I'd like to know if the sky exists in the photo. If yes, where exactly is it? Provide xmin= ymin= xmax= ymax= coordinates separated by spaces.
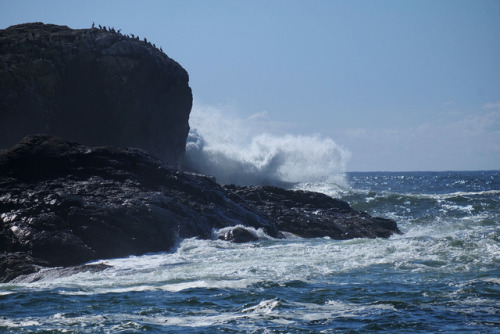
xmin=1 ymin=0 xmax=499 ymax=172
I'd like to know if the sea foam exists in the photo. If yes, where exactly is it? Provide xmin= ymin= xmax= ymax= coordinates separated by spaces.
xmin=183 ymin=103 xmax=350 ymax=186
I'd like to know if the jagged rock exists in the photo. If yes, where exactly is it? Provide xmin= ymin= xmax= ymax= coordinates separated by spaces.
xmin=218 ymin=227 xmax=259 ymax=243
xmin=0 ymin=23 xmax=192 ymax=165
xmin=0 ymin=135 xmax=278 ymax=282
xmin=0 ymin=134 xmax=402 ymax=282
xmin=0 ymin=252 xmax=49 ymax=283
xmin=224 ymin=185 xmax=402 ymax=239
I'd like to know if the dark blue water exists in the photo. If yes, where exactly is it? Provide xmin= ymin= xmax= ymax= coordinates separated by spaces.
xmin=1 ymin=171 xmax=499 ymax=333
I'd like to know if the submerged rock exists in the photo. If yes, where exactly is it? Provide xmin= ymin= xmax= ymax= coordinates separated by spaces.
xmin=0 ymin=22 xmax=192 ymax=165
xmin=9 ymin=263 xmax=112 ymax=283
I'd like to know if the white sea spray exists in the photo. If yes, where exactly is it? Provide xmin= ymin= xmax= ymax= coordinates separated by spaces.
xmin=183 ymin=103 xmax=350 ymax=186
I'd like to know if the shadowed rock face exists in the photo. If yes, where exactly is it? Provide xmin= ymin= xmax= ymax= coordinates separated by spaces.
xmin=0 ymin=135 xmax=277 ymax=282
xmin=0 ymin=135 xmax=401 ymax=282
xmin=0 ymin=23 xmax=192 ymax=165
xmin=224 ymin=185 xmax=402 ymax=239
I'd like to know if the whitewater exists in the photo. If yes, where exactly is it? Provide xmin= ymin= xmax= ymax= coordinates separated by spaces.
xmin=1 ymin=106 xmax=499 ymax=333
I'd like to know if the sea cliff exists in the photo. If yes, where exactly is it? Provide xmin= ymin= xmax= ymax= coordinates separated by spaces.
xmin=0 ymin=22 xmax=192 ymax=165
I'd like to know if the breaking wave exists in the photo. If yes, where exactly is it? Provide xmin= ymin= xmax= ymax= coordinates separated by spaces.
xmin=182 ymin=104 xmax=350 ymax=186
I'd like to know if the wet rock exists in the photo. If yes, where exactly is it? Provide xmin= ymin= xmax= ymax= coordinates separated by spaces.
xmin=0 ymin=252 xmax=49 ymax=283
xmin=0 ymin=135 xmax=277 ymax=282
xmin=218 ymin=227 xmax=259 ymax=243
xmin=0 ymin=135 xmax=401 ymax=282
xmin=9 ymin=263 xmax=112 ymax=283
xmin=224 ymin=185 xmax=402 ymax=239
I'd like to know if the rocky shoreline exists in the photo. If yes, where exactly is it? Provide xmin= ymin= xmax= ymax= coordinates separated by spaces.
xmin=0 ymin=135 xmax=401 ymax=282
xmin=1 ymin=23 xmax=401 ymax=282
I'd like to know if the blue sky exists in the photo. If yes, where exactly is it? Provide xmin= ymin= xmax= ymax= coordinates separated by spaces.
xmin=1 ymin=0 xmax=499 ymax=171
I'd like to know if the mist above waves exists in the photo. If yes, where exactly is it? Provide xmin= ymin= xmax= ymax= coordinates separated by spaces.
xmin=182 ymin=104 xmax=350 ymax=187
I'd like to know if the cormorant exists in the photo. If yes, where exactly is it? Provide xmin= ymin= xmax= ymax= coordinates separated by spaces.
xmin=99 ymin=24 xmax=102 ymax=29
xmin=92 ymin=22 xmax=95 ymax=28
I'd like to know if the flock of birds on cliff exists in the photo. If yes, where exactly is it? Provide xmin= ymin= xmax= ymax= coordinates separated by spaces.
xmin=91 ymin=22 xmax=164 ymax=53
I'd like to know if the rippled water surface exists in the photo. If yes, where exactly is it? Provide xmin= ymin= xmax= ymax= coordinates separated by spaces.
xmin=1 ymin=171 xmax=499 ymax=333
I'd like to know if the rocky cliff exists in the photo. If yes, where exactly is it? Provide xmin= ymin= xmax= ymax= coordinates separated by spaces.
xmin=0 ymin=23 xmax=192 ymax=165
xmin=0 ymin=135 xmax=401 ymax=282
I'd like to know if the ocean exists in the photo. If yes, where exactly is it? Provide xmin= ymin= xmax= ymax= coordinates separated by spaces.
xmin=1 ymin=170 xmax=499 ymax=333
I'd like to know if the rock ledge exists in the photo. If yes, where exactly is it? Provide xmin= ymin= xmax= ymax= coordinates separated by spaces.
xmin=0 ymin=135 xmax=401 ymax=282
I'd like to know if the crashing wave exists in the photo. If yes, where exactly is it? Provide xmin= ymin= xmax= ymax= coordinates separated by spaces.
xmin=183 ymin=104 xmax=350 ymax=187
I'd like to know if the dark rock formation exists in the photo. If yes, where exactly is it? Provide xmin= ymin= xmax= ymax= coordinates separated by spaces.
xmin=0 ymin=23 xmax=192 ymax=165
xmin=224 ymin=185 xmax=402 ymax=239
xmin=8 ymin=263 xmax=112 ymax=283
xmin=0 ymin=135 xmax=401 ymax=282
xmin=0 ymin=135 xmax=277 ymax=282
xmin=218 ymin=226 xmax=259 ymax=243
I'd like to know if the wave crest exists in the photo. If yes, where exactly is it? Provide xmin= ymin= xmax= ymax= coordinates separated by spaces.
xmin=183 ymin=104 xmax=350 ymax=186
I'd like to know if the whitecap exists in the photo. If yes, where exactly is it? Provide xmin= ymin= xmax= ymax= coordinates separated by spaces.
xmin=183 ymin=103 xmax=350 ymax=186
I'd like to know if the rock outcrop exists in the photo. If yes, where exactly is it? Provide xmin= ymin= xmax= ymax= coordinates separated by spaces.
xmin=0 ymin=135 xmax=277 ymax=282
xmin=217 ymin=226 xmax=259 ymax=243
xmin=0 ymin=135 xmax=401 ymax=282
xmin=0 ymin=23 xmax=192 ymax=165
xmin=224 ymin=185 xmax=401 ymax=239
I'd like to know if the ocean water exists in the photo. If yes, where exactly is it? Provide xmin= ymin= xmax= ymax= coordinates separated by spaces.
xmin=1 ymin=170 xmax=499 ymax=333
